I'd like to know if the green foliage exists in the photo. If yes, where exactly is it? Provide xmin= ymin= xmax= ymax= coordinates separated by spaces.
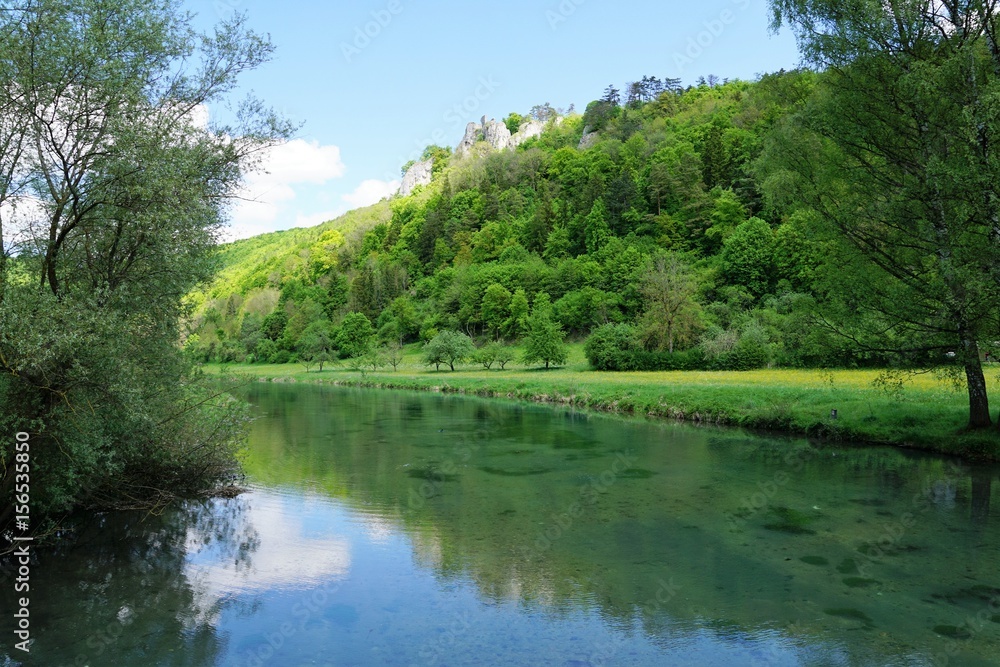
xmin=585 ymin=323 xmax=708 ymax=371
xmin=522 ymin=293 xmax=569 ymax=369
xmin=298 ymin=320 xmax=336 ymax=370
xmin=0 ymin=0 xmax=285 ymax=532
xmin=183 ymin=70 xmax=926 ymax=403
xmin=421 ymin=144 xmax=452 ymax=177
xmin=423 ymin=330 xmax=476 ymax=371
xmin=472 ymin=342 xmax=516 ymax=370
xmin=481 ymin=283 xmax=513 ymax=340
xmin=503 ymin=112 xmax=525 ymax=135
xmin=336 ymin=312 xmax=375 ymax=359
xmin=766 ymin=0 xmax=1000 ymax=427
xmin=585 ymin=323 xmax=638 ymax=370
xmin=720 ymin=217 xmax=775 ymax=298
xmin=584 ymin=199 xmax=612 ymax=255
xmin=505 ymin=288 xmax=531 ymax=339
xmin=638 ymin=252 xmax=703 ymax=353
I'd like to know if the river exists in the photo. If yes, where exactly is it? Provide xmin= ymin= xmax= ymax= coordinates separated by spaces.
xmin=3 ymin=383 xmax=999 ymax=666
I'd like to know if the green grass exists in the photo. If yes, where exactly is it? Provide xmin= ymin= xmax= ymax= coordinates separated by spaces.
xmin=207 ymin=342 xmax=1000 ymax=460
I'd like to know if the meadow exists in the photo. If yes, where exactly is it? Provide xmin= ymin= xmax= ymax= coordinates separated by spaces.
xmin=208 ymin=343 xmax=1000 ymax=460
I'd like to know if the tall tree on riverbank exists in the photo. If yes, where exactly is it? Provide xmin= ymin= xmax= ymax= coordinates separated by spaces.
xmin=764 ymin=0 xmax=1000 ymax=429
xmin=0 ymin=0 xmax=292 ymax=538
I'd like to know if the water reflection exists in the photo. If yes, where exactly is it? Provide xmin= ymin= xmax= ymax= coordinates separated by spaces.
xmin=238 ymin=384 xmax=1000 ymax=666
xmin=1 ymin=384 xmax=998 ymax=666
xmin=0 ymin=497 xmax=257 ymax=666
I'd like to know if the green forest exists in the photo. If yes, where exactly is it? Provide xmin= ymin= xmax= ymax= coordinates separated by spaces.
xmin=187 ymin=73 xmax=836 ymax=371
xmin=186 ymin=65 xmax=998 ymax=394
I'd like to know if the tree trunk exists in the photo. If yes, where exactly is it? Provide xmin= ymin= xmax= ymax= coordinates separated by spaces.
xmin=962 ymin=338 xmax=992 ymax=428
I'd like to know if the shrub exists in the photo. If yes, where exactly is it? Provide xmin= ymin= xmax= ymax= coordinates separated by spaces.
xmin=584 ymin=323 xmax=637 ymax=370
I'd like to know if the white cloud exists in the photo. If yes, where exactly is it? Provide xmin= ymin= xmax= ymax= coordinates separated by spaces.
xmin=341 ymin=178 xmax=400 ymax=209
xmin=183 ymin=493 xmax=352 ymax=626
xmin=228 ymin=138 xmax=347 ymax=240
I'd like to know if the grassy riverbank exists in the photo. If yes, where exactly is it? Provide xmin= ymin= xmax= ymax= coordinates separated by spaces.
xmin=207 ymin=343 xmax=1000 ymax=461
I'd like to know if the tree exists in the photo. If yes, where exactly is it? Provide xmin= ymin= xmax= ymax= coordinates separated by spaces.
xmin=473 ymin=344 xmax=498 ymax=370
xmin=766 ymin=0 xmax=1000 ymax=428
xmin=503 ymin=111 xmax=525 ymax=135
xmin=602 ymin=84 xmax=621 ymax=107
xmin=504 ymin=288 xmax=531 ymax=339
xmin=355 ymin=348 xmax=388 ymax=374
xmin=384 ymin=343 xmax=404 ymax=371
xmin=423 ymin=330 xmax=475 ymax=371
xmin=522 ymin=293 xmax=569 ymax=369
xmin=481 ymin=283 xmax=513 ymax=340
xmin=719 ymin=217 xmax=775 ymax=298
xmin=0 ymin=0 xmax=290 ymax=535
xmin=584 ymin=198 xmax=612 ymax=255
xmin=529 ymin=102 xmax=558 ymax=122
xmin=336 ymin=312 xmax=375 ymax=359
xmin=701 ymin=123 xmax=730 ymax=190
xmin=298 ymin=321 xmax=336 ymax=371
xmin=493 ymin=344 xmax=516 ymax=370
xmin=639 ymin=253 xmax=703 ymax=353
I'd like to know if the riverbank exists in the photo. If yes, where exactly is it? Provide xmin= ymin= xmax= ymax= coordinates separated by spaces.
xmin=206 ymin=344 xmax=1000 ymax=461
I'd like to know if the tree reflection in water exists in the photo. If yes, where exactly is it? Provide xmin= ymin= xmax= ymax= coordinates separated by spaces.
xmin=0 ymin=495 xmax=258 ymax=666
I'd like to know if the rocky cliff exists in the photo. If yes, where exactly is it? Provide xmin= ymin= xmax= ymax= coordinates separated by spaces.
xmin=454 ymin=116 xmax=548 ymax=157
xmin=399 ymin=115 xmax=552 ymax=196
xmin=399 ymin=158 xmax=433 ymax=196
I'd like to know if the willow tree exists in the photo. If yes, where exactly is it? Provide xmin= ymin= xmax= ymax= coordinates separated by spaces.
xmin=0 ymin=0 xmax=292 ymax=536
xmin=764 ymin=0 xmax=1000 ymax=429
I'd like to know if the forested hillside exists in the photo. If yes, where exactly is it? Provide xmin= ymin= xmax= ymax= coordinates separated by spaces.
xmin=183 ymin=71 xmax=891 ymax=371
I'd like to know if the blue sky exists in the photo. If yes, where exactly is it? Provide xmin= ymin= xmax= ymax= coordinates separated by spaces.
xmin=184 ymin=0 xmax=802 ymax=239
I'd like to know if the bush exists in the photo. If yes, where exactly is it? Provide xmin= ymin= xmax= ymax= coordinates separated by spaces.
xmin=615 ymin=347 xmax=707 ymax=371
xmin=585 ymin=323 xmax=709 ymax=371
xmin=584 ymin=323 xmax=637 ymax=370
xmin=255 ymin=339 xmax=278 ymax=363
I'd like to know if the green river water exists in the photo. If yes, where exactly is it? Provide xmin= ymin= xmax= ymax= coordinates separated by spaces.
xmin=2 ymin=383 xmax=999 ymax=666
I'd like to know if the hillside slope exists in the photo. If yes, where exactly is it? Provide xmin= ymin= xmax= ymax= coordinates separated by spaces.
xmin=184 ymin=71 xmax=871 ymax=372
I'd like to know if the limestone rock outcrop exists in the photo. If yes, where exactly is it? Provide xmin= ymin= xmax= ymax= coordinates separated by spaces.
xmin=455 ymin=122 xmax=483 ymax=157
xmin=397 ymin=114 xmax=558 ymax=199
xmin=510 ymin=119 xmax=544 ymax=148
xmin=482 ymin=117 xmax=512 ymax=151
xmin=454 ymin=115 xmax=554 ymax=158
xmin=399 ymin=158 xmax=433 ymax=197
xmin=578 ymin=130 xmax=599 ymax=150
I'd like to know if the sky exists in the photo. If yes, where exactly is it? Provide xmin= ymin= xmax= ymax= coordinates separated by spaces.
xmin=182 ymin=0 xmax=803 ymax=240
